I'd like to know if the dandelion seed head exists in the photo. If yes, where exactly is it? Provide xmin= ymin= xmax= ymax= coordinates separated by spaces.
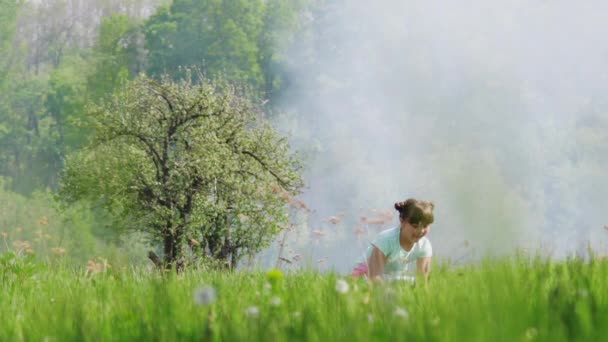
xmin=525 ymin=327 xmax=538 ymax=340
xmin=193 ymin=286 xmax=217 ymax=305
xmin=393 ymin=307 xmax=410 ymax=319
xmin=270 ymin=296 xmax=281 ymax=307
xmin=245 ymin=306 xmax=259 ymax=318
xmin=335 ymin=279 xmax=350 ymax=294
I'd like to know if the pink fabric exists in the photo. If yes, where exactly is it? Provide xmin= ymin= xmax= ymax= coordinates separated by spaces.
xmin=351 ymin=262 xmax=368 ymax=278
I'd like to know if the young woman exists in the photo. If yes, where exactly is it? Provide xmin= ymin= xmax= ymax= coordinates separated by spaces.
xmin=352 ymin=198 xmax=434 ymax=282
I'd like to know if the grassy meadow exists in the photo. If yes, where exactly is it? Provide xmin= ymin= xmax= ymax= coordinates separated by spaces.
xmin=2 ymin=251 xmax=608 ymax=341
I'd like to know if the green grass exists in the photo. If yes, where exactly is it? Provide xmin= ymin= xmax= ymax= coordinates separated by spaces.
xmin=2 ymin=254 xmax=608 ymax=341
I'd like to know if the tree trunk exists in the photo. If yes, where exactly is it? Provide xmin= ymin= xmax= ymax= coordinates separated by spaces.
xmin=162 ymin=226 xmax=184 ymax=272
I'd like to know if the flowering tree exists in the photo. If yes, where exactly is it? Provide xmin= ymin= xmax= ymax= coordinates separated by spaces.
xmin=60 ymin=73 xmax=303 ymax=270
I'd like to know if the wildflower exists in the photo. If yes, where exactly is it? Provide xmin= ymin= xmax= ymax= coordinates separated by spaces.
xmin=311 ymin=230 xmax=326 ymax=237
xmin=0 ymin=232 xmax=7 ymax=239
xmin=271 ymin=184 xmax=293 ymax=203
xmin=393 ymin=307 xmax=410 ymax=319
xmin=51 ymin=247 xmax=67 ymax=256
xmin=335 ymin=279 xmax=350 ymax=294
xmin=37 ymin=216 xmax=49 ymax=226
xmin=13 ymin=240 xmax=32 ymax=250
xmin=295 ymin=199 xmax=310 ymax=212
xmin=86 ymin=257 xmax=110 ymax=275
xmin=16 ymin=227 xmax=23 ymax=233
xmin=193 ymin=286 xmax=217 ymax=305
xmin=354 ymin=226 xmax=367 ymax=239
xmin=270 ymin=296 xmax=281 ymax=307
xmin=266 ymin=268 xmax=284 ymax=285
xmin=326 ymin=215 xmax=343 ymax=225
xmin=525 ymin=327 xmax=538 ymax=340
xmin=245 ymin=306 xmax=260 ymax=318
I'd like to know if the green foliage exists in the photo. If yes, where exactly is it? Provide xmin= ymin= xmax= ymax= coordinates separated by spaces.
xmin=0 ymin=179 xmax=148 ymax=266
xmin=144 ymin=0 xmax=310 ymax=97
xmin=2 ymin=257 xmax=608 ymax=340
xmin=0 ymin=74 xmax=61 ymax=193
xmin=60 ymin=73 xmax=303 ymax=268
xmin=45 ymin=55 xmax=92 ymax=151
xmin=87 ymin=14 xmax=143 ymax=102
xmin=0 ymin=251 xmax=37 ymax=285
xmin=0 ymin=0 xmax=21 ymax=89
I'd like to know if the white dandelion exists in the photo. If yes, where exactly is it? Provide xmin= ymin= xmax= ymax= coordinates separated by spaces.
xmin=525 ymin=327 xmax=538 ymax=340
xmin=393 ymin=307 xmax=410 ymax=319
xmin=270 ymin=296 xmax=282 ymax=307
xmin=335 ymin=279 xmax=350 ymax=294
xmin=193 ymin=286 xmax=217 ymax=305
xmin=245 ymin=306 xmax=260 ymax=318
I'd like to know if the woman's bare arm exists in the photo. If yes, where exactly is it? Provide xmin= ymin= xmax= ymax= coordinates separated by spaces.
xmin=416 ymin=257 xmax=432 ymax=282
xmin=368 ymin=245 xmax=387 ymax=280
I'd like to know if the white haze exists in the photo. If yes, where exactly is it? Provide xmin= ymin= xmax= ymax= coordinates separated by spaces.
xmin=268 ymin=0 xmax=608 ymax=272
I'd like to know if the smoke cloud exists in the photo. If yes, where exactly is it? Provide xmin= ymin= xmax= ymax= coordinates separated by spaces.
xmin=270 ymin=0 xmax=608 ymax=272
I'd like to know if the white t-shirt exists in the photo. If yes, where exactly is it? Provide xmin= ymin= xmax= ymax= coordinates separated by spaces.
xmin=357 ymin=227 xmax=432 ymax=277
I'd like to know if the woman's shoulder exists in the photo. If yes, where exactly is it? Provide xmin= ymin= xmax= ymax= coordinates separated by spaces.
xmin=374 ymin=227 xmax=399 ymax=242
xmin=377 ymin=226 xmax=400 ymax=237
xmin=371 ymin=227 xmax=400 ymax=252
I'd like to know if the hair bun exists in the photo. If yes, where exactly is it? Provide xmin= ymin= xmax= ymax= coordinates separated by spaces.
xmin=394 ymin=202 xmax=403 ymax=211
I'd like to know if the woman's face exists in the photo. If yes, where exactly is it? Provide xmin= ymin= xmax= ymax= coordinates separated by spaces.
xmin=400 ymin=218 xmax=431 ymax=243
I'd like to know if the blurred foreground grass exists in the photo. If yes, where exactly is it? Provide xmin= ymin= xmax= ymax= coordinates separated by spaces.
xmin=1 ymin=254 xmax=608 ymax=341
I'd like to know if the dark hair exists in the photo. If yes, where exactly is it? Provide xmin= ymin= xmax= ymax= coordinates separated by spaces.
xmin=394 ymin=198 xmax=434 ymax=226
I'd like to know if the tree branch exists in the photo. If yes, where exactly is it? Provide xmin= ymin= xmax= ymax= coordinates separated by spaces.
xmin=241 ymin=150 xmax=290 ymax=189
